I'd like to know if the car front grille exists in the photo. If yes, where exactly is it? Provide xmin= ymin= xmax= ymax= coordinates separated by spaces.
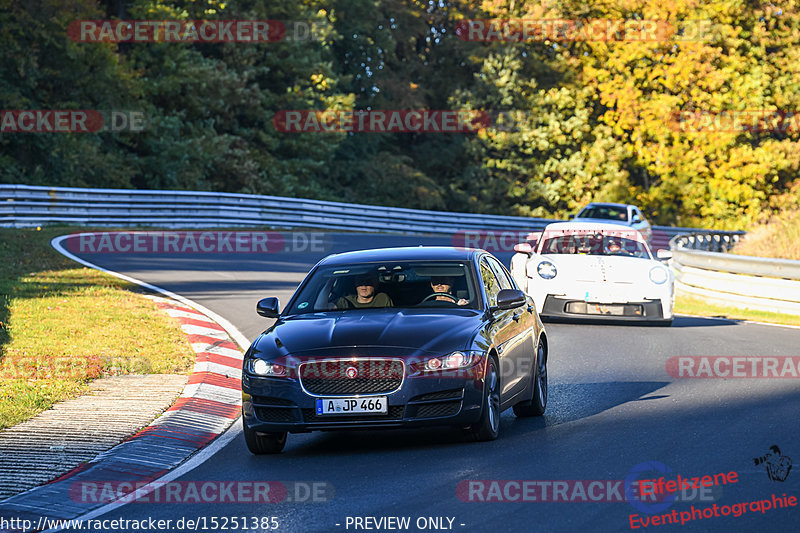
xmin=252 ymin=396 xmax=300 ymax=423
xmin=255 ymin=407 xmax=299 ymax=423
xmin=252 ymin=396 xmax=295 ymax=406
xmin=414 ymin=400 xmax=461 ymax=418
xmin=299 ymin=359 xmax=404 ymax=395
xmin=410 ymin=389 xmax=464 ymax=402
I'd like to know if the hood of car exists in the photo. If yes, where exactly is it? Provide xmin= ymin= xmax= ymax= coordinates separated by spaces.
xmin=253 ymin=308 xmax=485 ymax=358
xmin=539 ymin=254 xmax=656 ymax=283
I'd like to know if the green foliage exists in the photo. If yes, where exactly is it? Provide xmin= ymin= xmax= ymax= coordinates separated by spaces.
xmin=2 ymin=0 xmax=799 ymax=228
xmin=0 ymin=0 xmax=139 ymax=187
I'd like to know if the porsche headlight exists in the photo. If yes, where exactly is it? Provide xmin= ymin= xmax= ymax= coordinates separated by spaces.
xmin=649 ymin=266 xmax=668 ymax=285
xmin=537 ymin=261 xmax=557 ymax=279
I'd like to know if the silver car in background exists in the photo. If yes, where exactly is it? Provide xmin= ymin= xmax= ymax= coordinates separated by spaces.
xmin=571 ymin=202 xmax=653 ymax=244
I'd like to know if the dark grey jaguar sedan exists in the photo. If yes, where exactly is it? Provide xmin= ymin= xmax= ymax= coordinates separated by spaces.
xmin=241 ymin=246 xmax=548 ymax=453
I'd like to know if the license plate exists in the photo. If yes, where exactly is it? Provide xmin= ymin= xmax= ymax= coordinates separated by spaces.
xmin=315 ymin=397 xmax=388 ymax=415
xmin=590 ymin=304 xmax=625 ymax=316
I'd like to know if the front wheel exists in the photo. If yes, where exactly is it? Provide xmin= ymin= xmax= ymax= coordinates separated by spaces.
xmin=465 ymin=357 xmax=501 ymax=441
xmin=243 ymin=417 xmax=287 ymax=454
xmin=513 ymin=340 xmax=547 ymax=417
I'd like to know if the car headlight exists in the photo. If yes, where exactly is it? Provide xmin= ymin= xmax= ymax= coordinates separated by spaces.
xmin=410 ymin=351 xmax=481 ymax=375
xmin=537 ymin=261 xmax=557 ymax=279
xmin=250 ymin=359 xmax=288 ymax=377
xmin=424 ymin=351 xmax=472 ymax=371
xmin=649 ymin=266 xmax=668 ymax=285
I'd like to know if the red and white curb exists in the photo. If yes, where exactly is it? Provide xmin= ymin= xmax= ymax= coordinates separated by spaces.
xmin=88 ymin=294 xmax=245 ymax=452
xmin=0 ymin=235 xmax=252 ymax=530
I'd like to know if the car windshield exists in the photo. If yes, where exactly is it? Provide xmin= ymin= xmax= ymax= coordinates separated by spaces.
xmin=539 ymin=232 xmax=650 ymax=259
xmin=577 ymin=206 xmax=629 ymax=222
xmin=285 ymin=261 xmax=480 ymax=314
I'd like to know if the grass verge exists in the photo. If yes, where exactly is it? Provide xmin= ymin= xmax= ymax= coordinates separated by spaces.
xmin=731 ymin=210 xmax=800 ymax=260
xmin=674 ymin=294 xmax=800 ymax=327
xmin=0 ymin=227 xmax=195 ymax=430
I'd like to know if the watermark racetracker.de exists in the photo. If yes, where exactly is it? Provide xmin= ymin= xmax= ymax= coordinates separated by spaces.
xmin=69 ymin=480 xmax=333 ymax=504
xmin=668 ymin=110 xmax=800 ymax=133
xmin=666 ymin=356 xmax=800 ymax=378
xmin=451 ymin=230 xmax=541 ymax=253
xmin=246 ymin=354 xmax=532 ymax=382
xmin=456 ymin=477 xmax=719 ymax=504
xmin=68 ymin=20 xmax=325 ymax=43
xmin=454 ymin=19 xmax=724 ymax=42
xmin=273 ymin=110 xmax=492 ymax=133
xmin=64 ymin=231 xmax=332 ymax=255
xmin=0 ymin=110 xmax=146 ymax=133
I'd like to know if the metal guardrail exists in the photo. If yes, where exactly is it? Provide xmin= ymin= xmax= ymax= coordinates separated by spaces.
xmin=0 ymin=184 xmax=552 ymax=234
xmin=669 ymin=231 xmax=800 ymax=315
xmin=0 ymin=185 xmax=702 ymax=247
xmin=670 ymin=231 xmax=745 ymax=253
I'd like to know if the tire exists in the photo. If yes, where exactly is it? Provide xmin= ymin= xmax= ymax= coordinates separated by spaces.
xmin=465 ymin=356 xmax=501 ymax=442
xmin=243 ymin=418 xmax=287 ymax=454
xmin=513 ymin=339 xmax=547 ymax=417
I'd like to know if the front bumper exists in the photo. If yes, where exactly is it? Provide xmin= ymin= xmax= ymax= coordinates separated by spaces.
xmin=242 ymin=372 xmax=486 ymax=433
xmin=540 ymin=295 xmax=666 ymax=321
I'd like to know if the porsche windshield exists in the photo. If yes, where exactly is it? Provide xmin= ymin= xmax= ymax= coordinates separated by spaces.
xmin=539 ymin=233 xmax=650 ymax=259
xmin=286 ymin=261 xmax=480 ymax=314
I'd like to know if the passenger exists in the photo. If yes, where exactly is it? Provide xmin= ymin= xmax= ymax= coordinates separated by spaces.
xmin=429 ymin=276 xmax=469 ymax=305
xmin=336 ymin=273 xmax=393 ymax=309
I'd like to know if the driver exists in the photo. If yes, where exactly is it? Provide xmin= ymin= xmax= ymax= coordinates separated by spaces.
xmin=429 ymin=276 xmax=469 ymax=305
xmin=605 ymin=238 xmax=622 ymax=254
xmin=336 ymin=272 xmax=393 ymax=309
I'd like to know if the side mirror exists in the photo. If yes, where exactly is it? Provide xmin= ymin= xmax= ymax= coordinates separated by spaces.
xmin=494 ymin=289 xmax=526 ymax=311
xmin=513 ymin=242 xmax=533 ymax=254
xmin=656 ymin=249 xmax=673 ymax=260
xmin=632 ymin=215 xmax=641 ymax=223
xmin=568 ymin=214 xmax=575 ymax=220
xmin=256 ymin=297 xmax=280 ymax=318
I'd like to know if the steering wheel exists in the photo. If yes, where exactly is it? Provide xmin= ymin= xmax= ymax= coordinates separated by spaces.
xmin=421 ymin=292 xmax=458 ymax=303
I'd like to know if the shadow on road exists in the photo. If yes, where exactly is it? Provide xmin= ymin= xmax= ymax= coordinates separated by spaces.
xmin=268 ymin=381 xmax=669 ymax=455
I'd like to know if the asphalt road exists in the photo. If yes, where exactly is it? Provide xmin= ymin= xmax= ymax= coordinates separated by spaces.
xmin=59 ymin=232 xmax=800 ymax=533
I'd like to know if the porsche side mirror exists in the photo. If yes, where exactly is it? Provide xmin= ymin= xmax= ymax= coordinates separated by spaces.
xmin=656 ymin=249 xmax=673 ymax=260
xmin=514 ymin=242 xmax=533 ymax=254
xmin=257 ymin=297 xmax=280 ymax=318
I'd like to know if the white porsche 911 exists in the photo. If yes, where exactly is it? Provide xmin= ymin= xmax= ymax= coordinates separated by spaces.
xmin=510 ymin=222 xmax=674 ymax=325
